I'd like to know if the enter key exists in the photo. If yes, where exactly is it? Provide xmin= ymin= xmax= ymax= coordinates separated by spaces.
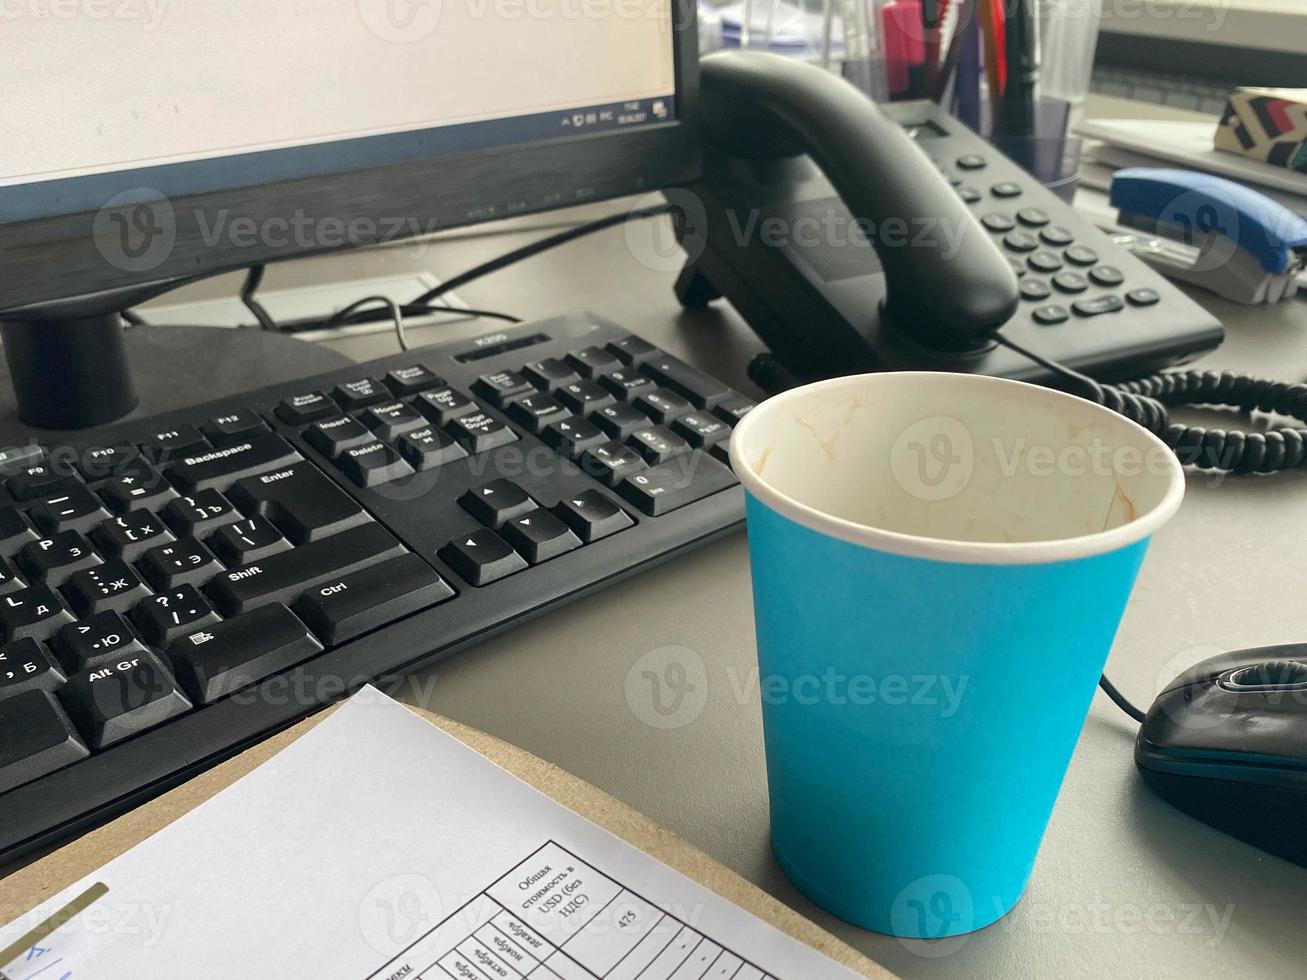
xmin=293 ymin=554 xmax=454 ymax=645
xmin=230 ymin=461 xmax=369 ymax=544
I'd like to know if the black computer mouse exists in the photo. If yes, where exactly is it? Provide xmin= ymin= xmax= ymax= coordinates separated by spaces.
xmin=1136 ymin=644 xmax=1307 ymax=867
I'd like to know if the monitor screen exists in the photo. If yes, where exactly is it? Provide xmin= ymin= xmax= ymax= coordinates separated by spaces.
xmin=0 ymin=0 xmax=697 ymax=312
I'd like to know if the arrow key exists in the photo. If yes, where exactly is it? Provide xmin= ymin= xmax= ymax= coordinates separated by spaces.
xmin=458 ymin=479 xmax=536 ymax=528
xmin=500 ymin=508 xmax=581 ymax=564
xmin=440 ymin=529 xmax=527 ymax=586
xmin=554 ymin=490 xmax=634 ymax=543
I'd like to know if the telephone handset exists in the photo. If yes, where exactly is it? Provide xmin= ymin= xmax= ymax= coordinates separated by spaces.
xmin=673 ymin=51 xmax=1225 ymax=385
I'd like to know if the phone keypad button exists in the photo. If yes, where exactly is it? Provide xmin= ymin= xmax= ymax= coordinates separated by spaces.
xmin=1033 ymin=305 xmax=1070 ymax=325
xmin=957 ymin=153 xmax=987 ymax=170
xmin=1052 ymin=272 xmax=1089 ymax=294
xmin=1027 ymin=251 xmax=1064 ymax=274
xmin=1090 ymin=265 xmax=1125 ymax=287
xmin=1020 ymin=279 xmax=1052 ymax=301
xmin=1064 ymin=245 xmax=1099 ymax=266
xmin=991 ymin=182 xmax=1023 ymax=198
xmin=981 ymin=213 xmax=1015 ymax=233
xmin=1040 ymin=226 xmax=1075 ymax=247
xmin=1017 ymin=208 xmax=1050 ymax=227
xmin=1003 ymin=231 xmax=1039 ymax=253
xmin=957 ymin=186 xmax=982 ymax=204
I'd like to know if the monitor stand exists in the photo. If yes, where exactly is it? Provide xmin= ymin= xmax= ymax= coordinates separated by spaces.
xmin=0 ymin=294 xmax=352 ymax=443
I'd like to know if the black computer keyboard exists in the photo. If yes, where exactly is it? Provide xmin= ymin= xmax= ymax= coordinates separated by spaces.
xmin=0 ymin=313 xmax=750 ymax=866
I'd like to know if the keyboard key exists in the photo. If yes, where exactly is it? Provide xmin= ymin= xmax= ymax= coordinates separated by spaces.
xmin=167 ymin=433 xmax=300 ymax=493
xmin=557 ymin=381 xmax=615 ymax=415
xmin=357 ymin=400 xmax=427 ymax=441
xmin=31 ymin=486 xmax=109 ymax=535
xmin=473 ymin=370 xmax=535 ymax=406
xmin=206 ymin=522 xmax=405 ymax=615
xmin=130 ymin=585 xmax=221 ymax=647
xmin=579 ymin=441 xmax=646 ymax=487
xmin=77 ymin=443 xmax=139 ymax=481
xmin=275 ymin=391 xmax=337 ymax=425
xmin=500 ymin=508 xmax=581 ymax=564
xmin=617 ymin=452 xmax=738 ymax=516
xmin=293 ymin=554 xmax=454 ymax=645
xmin=142 ymin=424 xmax=209 ymax=461
xmin=640 ymin=354 xmax=730 ymax=408
xmin=138 ymin=538 xmax=223 ymax=590
xmin=0 ymin=444 xmax=45 ymax=475
xmin=0 ymin=557 xmax=25 ymax=596
xmin=0 ymin=638 xmax=65 ymax=699
xmin=445 ymin=412 xmax=517 ymax=455
xmin=59 ymin=650 xmax=191 ymax=750
xmin=98 ymin=463 xmax=177 ymax=514
xmin=0 ymin=508 xmax=37 ymax=557
xmin=0 ymin=691 xmax=88 ymax=794
xmin=522 ymin=358 xmax=580 ymax=392
xmin=230 ymin=461 xmax=369 ymax=544
xmin=628 ymin=426 xmax=692 ymax=464
xmin=598 ymin=369 xmax=655 ymax=400
xmin=633 ymin=388 xmax=693 ymax=424
xmin=508 ymin=393 xmax=569 ymax=434
xmin=18 ymin=532 xmax=101 ymax=587
xmin=8 ymin=463 xmax=80 ymax=502
xmin=541 ymin=416 xmax=606 ymax=459
xmin=336 ymin=441 xmax=415 ymax=488
xmin=592 ymin=403 xmax=652 ymax=440
xmin=332 ymin=377 xmax=389 ymax=411
xmin=606 ymin=335 xmax=657 ymax=365
xmin=168 ymin=603 xmax=324 ymax=704
xmin=554 ymin=490 xmax=634 ymax=543
xmin=0 ymin=585 xmax=76 ymax=642
xmin=672 ymin=412 xmax=731 ymax=450
xmin=64 ymin=560 xmax=152 ymax=617
xmin=385 ymin=364 xmax=443 ymax=396
xmin=566 ymin=346 xmax=620 ymax=378
xmin=202 ymin=409 xmax=269 ymax=446
xmin=440 ymin=528 xmax=527 ymax=586
xmin=414 ymin=387 xmax=477 ymax=425
xmin=305 ymin=415 xmax=374 ymax=459
xmin=396 ymin=426 xmax=467 ymax=471
xmin=52 ymin=611 xmax=148 ymax=673
xmin=460 ymin=480 xmax=536 ymax=528
xmin=209 ymin=517 xmax=291 ymax=566
xmin=712 ymin=396 xmax=755 ymax=426
xmin=161 ymin=490 xmax=240 ymax=539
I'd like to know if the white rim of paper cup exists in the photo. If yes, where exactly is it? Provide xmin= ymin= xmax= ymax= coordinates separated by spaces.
xmin=729 ymin=372 xmax=1186 ymax=567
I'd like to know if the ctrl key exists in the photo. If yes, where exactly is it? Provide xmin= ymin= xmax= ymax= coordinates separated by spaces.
xmin=0 ymin=691 xmax=88 ymax=794
xmin=59 ymin=651 xmax=191 ymax=750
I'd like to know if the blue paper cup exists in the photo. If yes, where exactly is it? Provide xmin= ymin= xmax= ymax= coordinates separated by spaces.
xmin=729 ymin=372 xmax=1184 ymax=938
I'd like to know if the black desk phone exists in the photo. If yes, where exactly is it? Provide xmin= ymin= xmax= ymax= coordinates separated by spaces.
xmin=674 ymin=51 xmax=1225 ymax=385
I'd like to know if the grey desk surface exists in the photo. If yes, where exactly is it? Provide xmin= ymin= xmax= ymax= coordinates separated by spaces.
xmin=142 ymin=198 xmax=1307 ymax=978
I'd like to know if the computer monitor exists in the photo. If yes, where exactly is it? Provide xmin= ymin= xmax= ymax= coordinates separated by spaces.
xmin=0 ymin=0 xmax=699 ymax=426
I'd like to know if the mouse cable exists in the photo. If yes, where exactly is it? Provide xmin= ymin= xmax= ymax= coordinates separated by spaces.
xmin=240 ymin=264 xmax=278 ymax=331
xmin=989 ymin=332 xmax=1307 ymax=475
xmin=312 ymin=203 xmax=677 ymax=334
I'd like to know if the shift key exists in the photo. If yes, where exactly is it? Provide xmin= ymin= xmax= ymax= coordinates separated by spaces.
xmin=206 ymin=522 xmax=405 ymax=615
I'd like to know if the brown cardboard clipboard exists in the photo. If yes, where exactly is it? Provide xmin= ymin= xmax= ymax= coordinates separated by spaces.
xmin=0 ymin=704 xmax=892 ymax=978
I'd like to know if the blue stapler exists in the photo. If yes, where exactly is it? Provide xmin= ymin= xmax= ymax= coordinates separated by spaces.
xmin=1109 ymin=167 xmax=1307 ymax=304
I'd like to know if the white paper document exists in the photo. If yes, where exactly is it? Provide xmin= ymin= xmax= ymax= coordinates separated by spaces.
xmin=0 ymin=690 xmax=861 ymax=980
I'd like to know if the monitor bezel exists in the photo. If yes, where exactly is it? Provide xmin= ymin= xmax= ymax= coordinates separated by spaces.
xmin=0 ymin=3 xmax=700 ymax=316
